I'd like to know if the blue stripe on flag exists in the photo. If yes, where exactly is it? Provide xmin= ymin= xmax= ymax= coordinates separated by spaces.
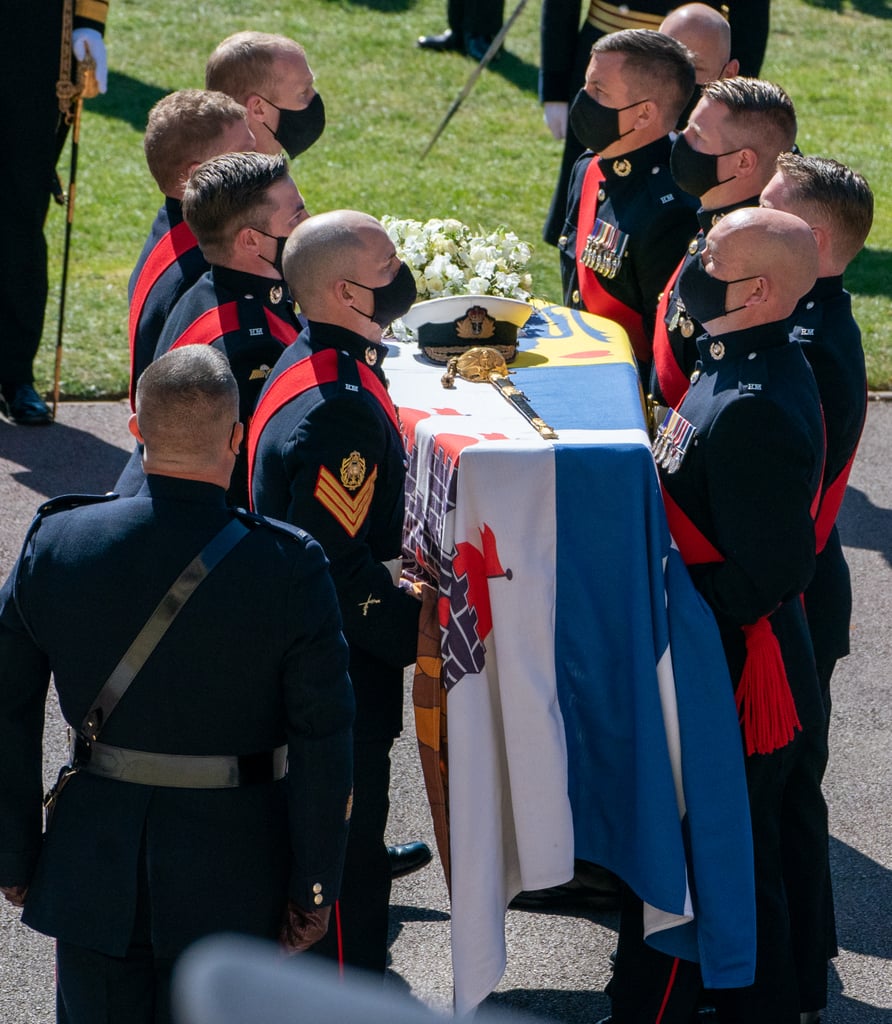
xmin=510 ymin=363 xmax=645 ymax=432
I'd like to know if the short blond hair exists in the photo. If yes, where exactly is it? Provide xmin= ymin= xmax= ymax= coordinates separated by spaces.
xmin=144 ymin=89 xmax=248 ymax=197
xmin=206 ymin=31 xmax=306 ymax=103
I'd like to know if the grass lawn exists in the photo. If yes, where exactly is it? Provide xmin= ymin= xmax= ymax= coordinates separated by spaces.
xmin=36 ymin=0 xmax=891 ymax=398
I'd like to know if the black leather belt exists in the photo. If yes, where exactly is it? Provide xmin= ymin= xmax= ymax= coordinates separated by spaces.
xmin=71 ymin=737 xmax=288 ymax=789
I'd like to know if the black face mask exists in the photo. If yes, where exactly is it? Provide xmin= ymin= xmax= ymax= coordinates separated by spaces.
xmin=677 ymin=255 xmax=755 ymax=325
xmin=670 ymin=133 xmax=739 ymax=198
xmin=346 ymin=261 xmax=418 ymax=328
xmin=252 ymin=228 xmax=288 ymax=276
xmin=261 ymin=92 xmax=326 ymax=159
xmin=568 ymin=88 xmax=644 ymax=154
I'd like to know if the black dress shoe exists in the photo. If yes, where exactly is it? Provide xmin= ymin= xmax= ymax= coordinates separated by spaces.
xmin=465 ymin=34 xmax=499 ymax=62
xmin=1 ymin=383 xmax=53 ymax=425
xmin=417 ymin=28 xmax=462 ymax=52
xmin=509 ymin=859 xmax=621 ymax=911
xmin=388 ymin=841 xmax=433 ymax=879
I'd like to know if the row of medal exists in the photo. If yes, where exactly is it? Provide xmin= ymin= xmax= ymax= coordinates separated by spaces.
xmin=652 ymin=406 xmax=696 ymax=474
xmin=580 ymin=217 xmax=630 ymax=279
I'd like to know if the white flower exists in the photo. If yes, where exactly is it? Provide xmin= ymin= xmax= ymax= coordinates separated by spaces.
xmin=382 ymin=216 xmax=534 ymax=302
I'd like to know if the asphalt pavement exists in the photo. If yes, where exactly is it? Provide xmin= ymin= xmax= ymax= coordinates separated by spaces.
xmin=0 ymin=399 xmax=889 ymax=1023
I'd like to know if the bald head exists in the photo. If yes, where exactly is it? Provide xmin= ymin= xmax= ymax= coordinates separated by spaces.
xmin=704 ymin=206 xmax=819 ymax=324
xmin=283 ymin=210 xmax=402 ymax=340
xmin=660 ymin=4 xmax=734 ymax=84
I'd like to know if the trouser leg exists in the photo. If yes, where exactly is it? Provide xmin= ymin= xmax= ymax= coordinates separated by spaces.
xmin=608 ymin=887 xmax=702 ymax=1024
xmin=311 ymin=737 xmax=394 ymax=976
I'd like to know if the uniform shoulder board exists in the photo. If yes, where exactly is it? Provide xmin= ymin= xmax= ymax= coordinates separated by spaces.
xmin=737 ymin=352 xmax=769 ymax=396
xmin=34 ymin=492 xmax=119 ymax=518
xmin=648 ymin=164 xmax=694 ymax=209
xmin=230 ymin=506 xmax=310 ymax=544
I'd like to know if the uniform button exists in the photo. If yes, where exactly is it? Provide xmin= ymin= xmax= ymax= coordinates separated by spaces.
xmin=748 ymin=352 xmax=757 ymax=360
xmin=558 ymin=235 xmax=568 ymax=246
xmin=312 ymin=882 xmax=322 ymax=894
xmin=314 ymin=893 xmax=324 ymax=906
xmin=806 ymin=301 xmax=815 ymax=309
xmin=597 ymin=188 xmax=606 ymax=201
xmin=571 ymin=289 xmax=580 ymax=304
xmin=651 ymin=166 xmax=659 ymax=174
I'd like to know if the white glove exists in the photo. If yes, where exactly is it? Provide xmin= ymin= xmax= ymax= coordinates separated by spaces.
xmin=543 ymin=101 xmax=568 ymax=141
xmin=72 ymin=27 xmax=108 ymax=93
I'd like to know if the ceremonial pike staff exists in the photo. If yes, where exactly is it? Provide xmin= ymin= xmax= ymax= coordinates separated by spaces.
xmin=53 ymin=40 xmax=99 ymax=419
xmin=420 ymin=0 xmax=529 ymax=162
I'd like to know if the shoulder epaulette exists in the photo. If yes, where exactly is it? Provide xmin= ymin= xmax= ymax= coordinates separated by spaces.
xmin=230 ymin=506 xmax=311 ymax=544
xmin=34 ymin=492 xmax=119 ymax=518
xmin=13 ymin=492 xmax=118 ymax=645
xmin=647 ymin=165 xmax=685 ymax=208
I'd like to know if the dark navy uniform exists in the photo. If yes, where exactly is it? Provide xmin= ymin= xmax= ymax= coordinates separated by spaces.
xmin=1 ymin=0 xmax=108 ymax=397
xmin=0 ymin=476 xmax=354 ymax=1023
xmin=560 ymin=135 xmax=698 ymax=375
xmin=650 ymin=197 xmax=760 ymax=409
xmin=249 ymin=320 xmax=421 ymax=974
xmin=612 ymin=320 xmax=827 ymax=1023
xmin=792 ymin=276 xmax=866 ymax=693
xmin=115 ymin=265 xmax=299 ymax=506
xmin=127 ymin=198 xmax=207 ymax=409
xmin=540 ymin=0 xmax=675 ymax=246
xmin=783 ymin=275 xmax=866 ymax=1013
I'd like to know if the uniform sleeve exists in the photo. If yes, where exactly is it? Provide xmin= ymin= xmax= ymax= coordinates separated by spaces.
xmin=559 ymin=153 xmax=590 ymax=304
xmin=280 ymin=536 xmax=355 ymax=909
xmin=635 ymin=202 xmax=699 ymax=343
xmin=690 ymin=398 xmax=819 ymax=626
xmin=0 ymin=566 xmax=52 ymax=888
xmin=74 ymin=0 xmax=109 ymax=32
xmin=281 ymin=393 xmax=420 ymax=670
xmin=540 ymin=0 xmax=585 ymax=102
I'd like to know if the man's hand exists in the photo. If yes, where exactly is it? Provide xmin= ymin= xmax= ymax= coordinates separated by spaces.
xmin=279 ymin=902 xmax=331 ymax=954
xmin=71 ymin=28 xmax=108 ymax=93
xmin=1 ymin=885 xmax=28 ymax=908
xmin=544 ymin=101 xmax=569 ymax=141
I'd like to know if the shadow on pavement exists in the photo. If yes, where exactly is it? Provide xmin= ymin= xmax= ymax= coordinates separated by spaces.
xmin=0 ymin=418 xmax=129 ymax=499
xmin=486 ymin=986 xmax=611 ymax=1022
xmin=830 ymin=836 xmax=892 ymax=961
xmin=838 ymin=486 xmax=892 ymax=568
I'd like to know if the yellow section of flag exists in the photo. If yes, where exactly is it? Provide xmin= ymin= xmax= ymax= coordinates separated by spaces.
xmin=513 ymin=301 xmax=636 ymax=369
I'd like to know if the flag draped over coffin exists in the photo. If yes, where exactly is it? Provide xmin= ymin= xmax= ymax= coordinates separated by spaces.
xmin=393 ymin=303 xmax=755 ymax=1013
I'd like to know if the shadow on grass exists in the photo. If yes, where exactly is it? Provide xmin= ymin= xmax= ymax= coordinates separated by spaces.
xmin=847 ymin=248 xmax=892 ymax=300
xmin=87 ymin=70 xmax=170 ymax=132
xmin=801 ymin=0 xmax=892 ymax=16
xmin=328 ymin=0 xmax=418 ymax=10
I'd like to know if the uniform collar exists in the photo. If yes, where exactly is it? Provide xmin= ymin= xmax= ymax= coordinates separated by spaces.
xmin=211 ymin=264 xmax=292 ymax=309
xmin=696 ymin=195 xmax=761 ymax=234
xmin=143 ymin=474 xmax=229 ymax=507
xmin=597 ymin=135 xmax=672 ymax=184
xmin=695 ymin=319 xmax=790 ymax=366
xmin=799 ymin=275 xmax=845 ymax=307
xmin=305 ymin=319 xmax=390 ymax=379
xmin=164 ymin=196 xmax=185 ymax=227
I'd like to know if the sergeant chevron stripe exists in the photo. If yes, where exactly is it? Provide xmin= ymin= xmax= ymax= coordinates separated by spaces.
xmin=314 ymin=465 xmax=378 ymax=537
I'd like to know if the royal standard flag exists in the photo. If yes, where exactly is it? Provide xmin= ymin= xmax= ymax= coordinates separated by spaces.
xmin=394 ymin=304 xmax=755 ymax=1012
